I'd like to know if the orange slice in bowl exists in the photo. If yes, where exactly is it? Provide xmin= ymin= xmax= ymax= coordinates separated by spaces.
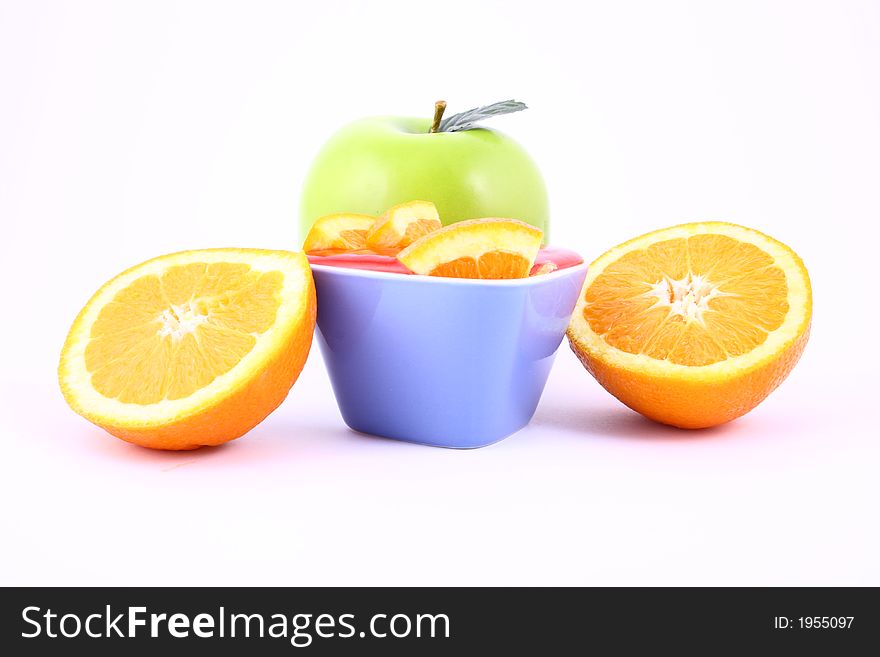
xmin=58 ymin=249 xmax=316 ymax=450
xmin=397 ymin=218 xmax=543 ymax=279
xmin=567 ymin=222 xmax=812 ymax=428
xmin=302 ymin=213 xmax=376 ymax=253
xmin=365 ymin=200 xmax=442 ymax=252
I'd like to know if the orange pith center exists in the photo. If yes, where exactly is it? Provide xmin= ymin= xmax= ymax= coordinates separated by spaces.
xmin=85 ymin=262 xmax=283 ymax=404
xmin=429 ymin=251 xmax=531 ymax=279
xmin=583 ymin=235 xmax=789 ymax=366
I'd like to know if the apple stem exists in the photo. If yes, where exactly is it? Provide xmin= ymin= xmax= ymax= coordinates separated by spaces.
xmin=430 ymin=100 xmax=447 ymax=133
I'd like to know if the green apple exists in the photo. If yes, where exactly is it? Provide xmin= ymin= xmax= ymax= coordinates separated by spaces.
xmin=299 ymin=100 xmax=549 ymax=239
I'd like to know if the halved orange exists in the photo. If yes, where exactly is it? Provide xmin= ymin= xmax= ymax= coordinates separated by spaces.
xmin=567 ymin=222 xmax=811 ymax=428
xmin=58 ymin=249 xmax=316 ymax=450
xmin=365 ymin=200 xmax=442 ymax=252
xmin=397 ymin=218 xmax=543 ymax=279
xmin=302 ymin=213 xmax=376 ymax=253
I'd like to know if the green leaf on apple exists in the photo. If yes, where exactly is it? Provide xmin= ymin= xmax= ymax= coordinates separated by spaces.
xmin=438 ymin=100 xmax=528 ymax=133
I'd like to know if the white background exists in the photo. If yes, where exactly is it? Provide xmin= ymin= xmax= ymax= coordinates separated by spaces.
xmin=1 ymin=0 xmax=878 ymax=585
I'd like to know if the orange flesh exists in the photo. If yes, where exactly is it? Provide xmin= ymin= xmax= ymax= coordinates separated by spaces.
xmin=429 ymin=251 xmax=531 ymax=279
xmin=338 ymin=229 xmax=368 ymax=249
xmin=84 ymin=263 xmax=283 ymax=404
xmin=401 ymin=219 xmax=441 ymax=245
xmin=582 ymin=235 xmax=789 ymax=366
xmin=366 ymin=218 xmax=442 ymax=251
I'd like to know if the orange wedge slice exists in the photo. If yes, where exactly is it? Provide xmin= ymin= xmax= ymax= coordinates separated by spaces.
xmin=397 ymin=218 xmax=543 ymax=279
xmin=365 ymin=200 xmax=442 ymax=252
xmin=58 ymin=249 xmax=316 ymax=450
xmin=567 ymin=222 xmax=812 ymax=428
xmin=302 ymin=213 xmax=376 ymax=253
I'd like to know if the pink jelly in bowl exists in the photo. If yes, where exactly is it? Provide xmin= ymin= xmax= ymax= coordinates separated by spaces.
xmin=306 ymin=246 xmax=584 ymax=276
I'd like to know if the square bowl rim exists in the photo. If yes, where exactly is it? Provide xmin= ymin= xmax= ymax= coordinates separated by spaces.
xmin=309 ymin=260 xmax=588 ymax=287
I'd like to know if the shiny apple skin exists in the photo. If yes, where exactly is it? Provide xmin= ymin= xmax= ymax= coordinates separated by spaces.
xmin=299 ymin=116 xmax=549 ymax=239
